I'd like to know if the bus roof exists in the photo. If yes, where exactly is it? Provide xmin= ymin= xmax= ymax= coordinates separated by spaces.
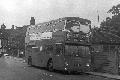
xmin=35 ymin=17 xmax=91 ymax=26
xmin=65 ymin=17 xmax=91 ymax=24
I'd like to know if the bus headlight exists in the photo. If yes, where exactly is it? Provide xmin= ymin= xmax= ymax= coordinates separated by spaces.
xmin=65 ymin=68 xmax=67 ymax=70
xmin=86 ymin=63 xmax=90 ymax=67
xmin=65 ymin=62 xmax=68 ymax=66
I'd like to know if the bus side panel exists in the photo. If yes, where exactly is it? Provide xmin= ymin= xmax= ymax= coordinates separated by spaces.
xmin=53 ymin=55 xmax=65 ymax=70
xmin=30 ymin=49 xmax=37 ymax=66
xmin=30 ymin=46 xmax=52 ymax=67
xmin=25 ymin=46 xmax=33 ymax=63
xmin=25 ymin=48 xmax=37 ymax=66
xmin=36 ymin=53 xmax=51 ymax=67
xmin=30 ymin=47 xmax=44 ymax=67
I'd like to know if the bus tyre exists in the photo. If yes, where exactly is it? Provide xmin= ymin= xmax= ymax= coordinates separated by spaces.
xmin=28 ymin=57 xmax=32 ymax=66
xmin=66 ymin=71 xmax=71 ymax=75
xmin=62 ymin=70 xmax=70 ymax=75
xmin=47 ymin=59 xmax=53 ymax=72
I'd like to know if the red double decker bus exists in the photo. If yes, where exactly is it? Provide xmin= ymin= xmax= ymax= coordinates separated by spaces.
xmin=25 ymin=17 xmax=91 ymax=73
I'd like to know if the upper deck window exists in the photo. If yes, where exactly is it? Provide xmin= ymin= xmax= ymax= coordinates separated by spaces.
xmin=66 ymin=19 xmax=90 ymax=33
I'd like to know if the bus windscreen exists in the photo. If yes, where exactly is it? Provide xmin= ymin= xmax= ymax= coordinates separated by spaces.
xmin=65 ymin=45 xmax=90 ymax=57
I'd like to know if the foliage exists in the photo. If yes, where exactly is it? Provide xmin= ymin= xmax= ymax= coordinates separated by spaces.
xmin=108 ymin=4 xmax=120 ymax=15
xmin=100 ymin=4 xmax=120 ymax=37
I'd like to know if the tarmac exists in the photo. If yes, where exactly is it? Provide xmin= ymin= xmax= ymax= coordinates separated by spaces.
xmin=7 ymin=56 xmax=120 ymax=80
xmin=87 ymin=72 xmax=120 ymax=79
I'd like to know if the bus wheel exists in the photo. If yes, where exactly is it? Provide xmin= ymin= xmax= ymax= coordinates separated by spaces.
xmin=66 ymin=70 xmax=71 ymax=75
xmin=28 ymin=57 xmax=32 ymax=66
xmin=47 ymin=59 xmax=53 ymax=72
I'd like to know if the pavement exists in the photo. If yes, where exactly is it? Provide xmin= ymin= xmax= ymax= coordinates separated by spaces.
xmin=87 ymin=72 xmax=120 ymax=79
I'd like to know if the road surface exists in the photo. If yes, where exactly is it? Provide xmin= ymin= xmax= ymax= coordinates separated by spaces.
xmin=0 ymin=56 xmax=115 ymax=80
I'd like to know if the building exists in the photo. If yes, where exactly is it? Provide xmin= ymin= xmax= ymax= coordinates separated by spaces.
xmin=30 ymin=17 xmax=35 ymax=25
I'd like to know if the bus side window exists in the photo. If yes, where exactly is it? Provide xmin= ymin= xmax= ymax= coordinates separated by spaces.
xmin=45 ymin=45 xmax=53 ymax=54
xmin=47 ymin=45 xmax=53 ymax=51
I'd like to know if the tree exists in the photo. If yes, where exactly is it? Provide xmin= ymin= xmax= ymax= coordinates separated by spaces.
xmin=108 ymin=4 xmax=120 ymax=15
xmin=100 ymin=4 xmax=120 ymax=37
xmin=1 ymin=23 xmax=6 ymax=29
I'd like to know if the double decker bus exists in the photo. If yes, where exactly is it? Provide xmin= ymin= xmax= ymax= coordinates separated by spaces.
xmin=25 ymin=17 xmax=91 ymax=73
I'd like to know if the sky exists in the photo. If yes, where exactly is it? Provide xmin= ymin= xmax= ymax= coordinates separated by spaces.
xmin=0 ymin=0 xmax=119 ymax=28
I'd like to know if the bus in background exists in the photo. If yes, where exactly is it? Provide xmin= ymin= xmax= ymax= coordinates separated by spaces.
xmin=25 ymin=17 xmax=91 ymax=73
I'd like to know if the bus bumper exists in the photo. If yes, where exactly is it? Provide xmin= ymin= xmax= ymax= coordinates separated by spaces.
xmin=64 ymin=63 xmax=91 ymax=72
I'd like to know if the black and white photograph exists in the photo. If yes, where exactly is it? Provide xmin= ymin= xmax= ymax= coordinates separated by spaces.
xmin=0 ymin=0 xmax=120 ymax=80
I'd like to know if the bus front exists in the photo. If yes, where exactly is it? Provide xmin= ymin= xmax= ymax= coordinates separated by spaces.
xmin=63 ymin=17 xmax=91 ymax=72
